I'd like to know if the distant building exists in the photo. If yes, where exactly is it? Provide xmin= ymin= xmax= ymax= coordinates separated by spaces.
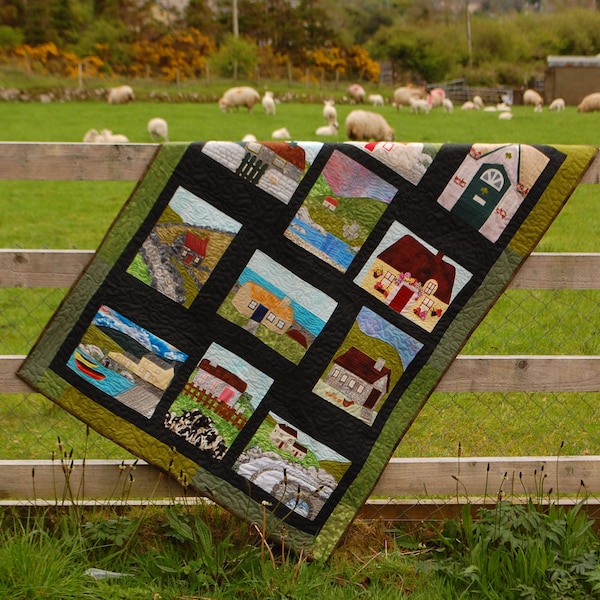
xmin=545 ymin=55 xmax=600 ymax=106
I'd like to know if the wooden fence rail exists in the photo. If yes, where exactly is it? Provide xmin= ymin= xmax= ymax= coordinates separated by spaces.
xmin=1 ymin=142 xmax=599 ymax=522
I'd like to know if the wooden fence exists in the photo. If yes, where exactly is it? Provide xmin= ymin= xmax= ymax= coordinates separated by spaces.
xmin=1 ymin=142 xmax=599 ymax=523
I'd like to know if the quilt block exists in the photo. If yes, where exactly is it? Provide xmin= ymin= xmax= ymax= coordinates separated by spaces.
xmin=18 ymin=141 xmax=597 ymax=559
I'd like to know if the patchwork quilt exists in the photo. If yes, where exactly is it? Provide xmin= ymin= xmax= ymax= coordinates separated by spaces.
xmin=18 ymin=141 xmax=597 ymax=559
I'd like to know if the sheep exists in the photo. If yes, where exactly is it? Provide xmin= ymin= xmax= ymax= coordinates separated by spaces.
xmin=496 ymin=102 xmax=512 ymax=112
xmin=498 ymin=111 xmax=513 ymax=120
xmin=548 ymin=98 xmax=565 ymax=112
xmin=409 ymin=96 xmax=431 ymax=114
xmin=323 ymin=99 xmax=337 ymax=125
xmin=577 ymin=92 xmax=600 ymax=112
xmin=262 ymin=91 xmax=276 ymax=116
xmin=346 ymin=83 xmax=366 ymax=103
xmin=368 ymin=93 xmax=384 ymax=106
xmin=523 ymin=88 xmax=543 ymax=110
xmin=461 ymin=101 xmax=477 ymax=111
xmin=442 ymin=98 xmax=454 ymax=113
xmin=107 ymin=85 xmax=135 ymax=104
xmin=473 ymin=95 xmax=484 ymax=110
xmin=427 ymin=87 xmax=446 ymax=107
xmin=272 ymin=127 xmax=291 ymax=140
xmin=148 ymin=117 xmax=169 ymax=142
xmin=315 ymin=122 xmax=339 ymax=136
xmin=534 ymin=103 xmax=543 ymax=113
xmin=83 ymin=128 xmax=102 ymax=143
xmin=392 ymin=85 xmax=425 ymax=110
xmin=218 ymin=86 xmax=261 ymax=113
xmin=100 ymin=129 xmax=129 ymax=143
xmin=242 ymin=133 xmax=257 ymax=142
xmin=345 ymin=109 xmax=394 ymax=142
xmin=83 ymin=128 xmax=129 ymax=143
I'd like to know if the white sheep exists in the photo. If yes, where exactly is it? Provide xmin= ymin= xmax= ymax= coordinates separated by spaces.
xmin=346 ymin=83 xmax=366 ymax=103
xmin=442 ymin=98 xmax=454 ymax=113
xmin=262 ymin=91 xmax=276 ymax=115
xmin=548 ymin=98 xmax=565 ymax=112
xmin=498 ymin=111 xmax=513 ymax=120
xmin=218 ymin=86 xmax=261 ymax=113
xmin=323 ymin=99 xmax=337 ymax=125
xmin=523 ymin=89 xmax=543 ymax=109
xmin=100 ymin=129 xmax=129 ymax=143
xmin=83 ymin=128 xmax=102 ymax=142
xmin=272 ymin=127 xmax=291 ymax=140
xmin=148 ymin=117 xmax=169 ymax=142
xmin=315 ymin=123 xmax=339 ymax=136
xmin=473 ymin=95 xmax=484 ymax=109
xmin=496 ymin=102 xmax=512 ymax=111
xmin=345 ymin=109 xmax=394 ymax=142
xmin=368 ymin=93 xmax=384 ymax=106
xmin=577 ymin=92 xmax=600 ymax=112
xmin=461 ymin=101 xmax=477 ymax=111
xmin=409 ymin=96 xmax=431 ymax=114
xmin=107 ymin=85 xmax=135 ymax=104
xmin=242 ymin=133 xmax=257 ymax=142
xmin=392 ymin=85 xmax=425 ymax=110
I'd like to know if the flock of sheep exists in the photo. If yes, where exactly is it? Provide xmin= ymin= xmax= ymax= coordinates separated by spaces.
xmin=84 ymin=82 xmax=600 ymax=145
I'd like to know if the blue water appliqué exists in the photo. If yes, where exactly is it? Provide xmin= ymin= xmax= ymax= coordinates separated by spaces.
xmin=68 ymin=353 xmax=135 ymax=396
xmin=290 ymin=218 xmax=356 ymax=270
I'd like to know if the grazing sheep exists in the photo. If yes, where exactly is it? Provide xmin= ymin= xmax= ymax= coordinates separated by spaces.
xmin=346 ymin=83 xmax=366 ymax=103
xmin=484 ymin=106 xmax=498 ymax=112
xmin=368 ymin=93 xmax=384 ymax=106
xmin=242 ymin=133 xmax=257 ymax=142
xmin=315 ymin=123 xmax=339 ymax=136
xmin=442 ymin=98 xmax=454 ymax=113
xmin=496 ymin=102 xmax=511 ymax=111
xmin=577 ymin=92 xmax=600 ymax=112
xmin=83 ymin=128 xmax=102 ymax=143
xmin=262 ymin=91 xmax=276 ymax=115
xmin=392 ymin=85 xmax=425 ymax=110
xmin=345 ymin=109 xmax=394 ymax=142
xmin=272 ymin=127 xmax=291 ymax=140
xmin=409 ymin=96 xmax=431 ymax=114
xmin=498 ymin=111 xmax=513 ymax=120
xmin=427 ymin=87 xmax=446 ymax=107
xmin=218 ymin=86 xmax=261 ymax=113
xmin=323 ymin=99 xmax=337 ymax=125
xmin=147 ymin=117 xmax=169 ymax=142
xmin=107 ymin=85 xmax=135 ymax=104
xmin=461 ymin=101 xmax=477 ymax=111
xmin=523 ymin=89 xmax=544 ymax=109
xmin=548 ymin=98 xmax=565 ymax=112
xmin=100 ymin=129 xmax=129 ymax=143
xmin=473 ymin=95 xmax=484 ymax=110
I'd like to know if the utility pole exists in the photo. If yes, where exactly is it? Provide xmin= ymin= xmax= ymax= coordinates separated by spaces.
xmin=466 ymin=1 xmax=472 ymax=68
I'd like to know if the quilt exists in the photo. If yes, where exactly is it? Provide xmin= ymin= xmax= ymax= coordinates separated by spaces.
xmin=18 ymin=140 xmax=597 ymax=559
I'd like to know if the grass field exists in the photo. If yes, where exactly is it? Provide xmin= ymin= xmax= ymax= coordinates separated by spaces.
xmin=0 ymin=97 xmax=598 ymax=460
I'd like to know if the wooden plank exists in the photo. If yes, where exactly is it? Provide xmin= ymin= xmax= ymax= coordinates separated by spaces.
xmin=0 ymin=460 xmax=185 ymax=501
xmin=0 ymin=457 xmax=598 ymax=502
xmin=2 ymin=250 xmax=599 ymax=289
xmin=510 ymin=253 xmax=600 ymax=289
xmin=436 ymin=355 xmax=600 ymax=392
xmin=581 ymin=150 xmax=600 ymax=184
xmin=0 ymin=142 xmax=596 ymax=183
xmin=0 ymin=249 xmax=94 ymax=287
xmin=0 ymin=142 xmax=158 ymax=181
xmin=4 ymin=355 xmax=599 ymax=394
xmin=371 ymin=456 xmax=600 ymax=497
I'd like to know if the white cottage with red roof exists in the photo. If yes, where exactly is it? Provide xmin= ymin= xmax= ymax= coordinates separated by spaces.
xmin=192 ymin=358 xmax=247 ymax=409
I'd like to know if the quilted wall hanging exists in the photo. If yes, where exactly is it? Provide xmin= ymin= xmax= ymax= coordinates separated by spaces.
xmin=19 ymin=140 xmax=597 ymax=559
